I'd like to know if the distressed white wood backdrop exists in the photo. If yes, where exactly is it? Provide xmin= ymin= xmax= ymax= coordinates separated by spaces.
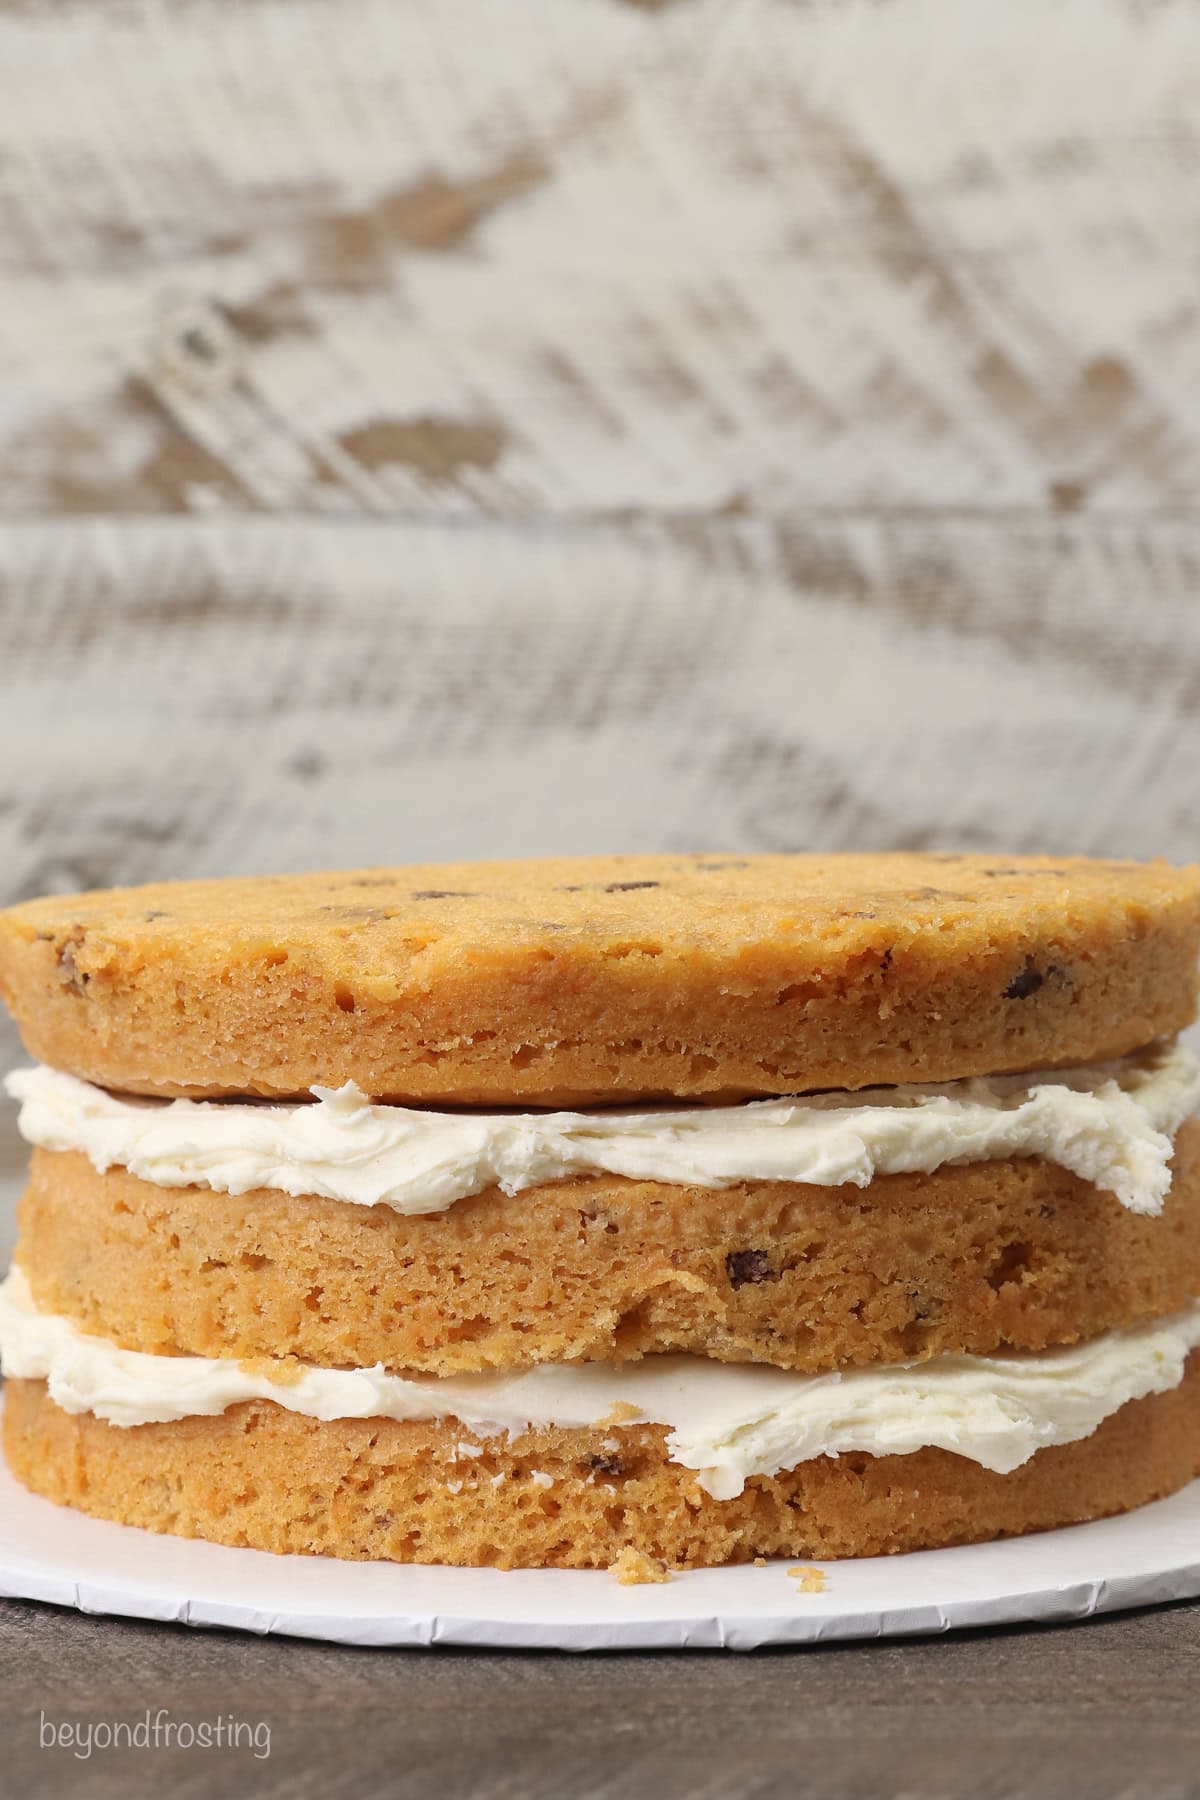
xmin=2 ymin=0 xmax=1200 ymax=1258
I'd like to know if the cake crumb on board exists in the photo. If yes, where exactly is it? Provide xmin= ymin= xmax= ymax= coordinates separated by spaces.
xmin=610 ymin=1546 xmax=671 ymax=1586
xmin=788 ymin=1564 xmax=827 ymax=1593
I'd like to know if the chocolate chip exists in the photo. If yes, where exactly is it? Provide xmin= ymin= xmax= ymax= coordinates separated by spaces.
xmin=587 ymin=1453 xmax=625 ymax=1477
xmin=411 ymin=889 xmax=475 ymax=900
xmin=1005 ymin=958 xmax=1044 ymax=1000
xmin=143 ymin=910 xmax=169 ymax=921
xmin=345 ymin=877 xmax=395 ymax=888
xmin=908 ymin=1289 xmax=940 ymax=1322
xmin=984 ymin=866 xmax=1070 ymax=878
xmin=879 ymin=946 xmax=894 ymax=975
xmin=554 ymin=880 xmax=662 ymax=894
xmin=726 ymin=1249 xmax=778 ymax=1288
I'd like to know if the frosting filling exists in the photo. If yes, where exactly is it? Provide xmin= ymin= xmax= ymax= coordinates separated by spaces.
xmin=3 ymin=1268 xmax=1198 ymax=1499
xmin=6 ymin=1042 xmax=1200 ymax=1218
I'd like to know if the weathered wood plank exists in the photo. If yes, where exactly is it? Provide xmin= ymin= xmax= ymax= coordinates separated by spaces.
xmin=5 ymin=0 xmax=1200 ymax=516
xmin=2 ymin=515 xmax=1198 ymax=911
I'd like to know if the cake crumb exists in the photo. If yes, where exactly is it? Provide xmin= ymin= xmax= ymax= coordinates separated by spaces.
xmin=598 ymin=1402 xmax=644 ymax=1427
xmin=610 ymin=1546 xmax=671 ymax=1586
xmin=753 ymin=1556 xmax=767 ymax=1567
xmin=788 ymin=1564 xmax=826 ymax=1593
xmin=238 ymin=1355 xmax=304 ymax=1387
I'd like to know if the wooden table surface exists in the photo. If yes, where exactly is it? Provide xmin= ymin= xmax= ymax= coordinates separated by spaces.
xmin=4 ymin=1595 xmax=1200 ymax=1800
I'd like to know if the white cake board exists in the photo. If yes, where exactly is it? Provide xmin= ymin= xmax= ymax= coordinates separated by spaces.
xmin=3 ymin=1432 xmax=1200 ymax=1650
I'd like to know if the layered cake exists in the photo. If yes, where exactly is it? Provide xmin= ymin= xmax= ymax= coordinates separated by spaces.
xmin=2 ymin=852 xmax=1200 ymax=1569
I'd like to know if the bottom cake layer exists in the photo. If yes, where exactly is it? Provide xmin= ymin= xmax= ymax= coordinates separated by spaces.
xmin=7 ymin=1362 xmax=1200 ymax=1569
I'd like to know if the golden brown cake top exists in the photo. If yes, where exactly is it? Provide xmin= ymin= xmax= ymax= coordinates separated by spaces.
xmin=1 ymin=852 xmax=1198 ymax=1103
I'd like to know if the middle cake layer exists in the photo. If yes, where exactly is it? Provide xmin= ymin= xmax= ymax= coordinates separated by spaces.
xmin=20 ymin=1120 xmax=1200 ymax=1376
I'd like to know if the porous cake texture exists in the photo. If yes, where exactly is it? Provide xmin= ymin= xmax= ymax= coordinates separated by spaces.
xmin=7 ymin=1368 xmax=1200 ymax=1569
xmin=0 ymin=854 xmax=1197 ymax=1105
xmin=17 ymin=1133 xmax=1200 ymax=1377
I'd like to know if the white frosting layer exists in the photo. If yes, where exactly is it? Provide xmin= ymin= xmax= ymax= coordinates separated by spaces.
xmin=4 ymin=1268 xmax=1198 ymax=1498
xmin=7 ymin=1043 xmax=1200 ymax=1217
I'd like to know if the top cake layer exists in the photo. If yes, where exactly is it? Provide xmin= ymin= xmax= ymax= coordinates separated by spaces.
xmin=0 ymin=853 xmax=1198 ymax=1104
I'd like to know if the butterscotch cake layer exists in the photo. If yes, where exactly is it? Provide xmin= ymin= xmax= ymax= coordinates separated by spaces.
xmin=1 ymin=855 xmax=1197 ymax=1105
xmin=8 ymin=1365 xmax=1200 ymax=1568
xmin=20 ymin=1124 xmax=1200 ymax=1376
